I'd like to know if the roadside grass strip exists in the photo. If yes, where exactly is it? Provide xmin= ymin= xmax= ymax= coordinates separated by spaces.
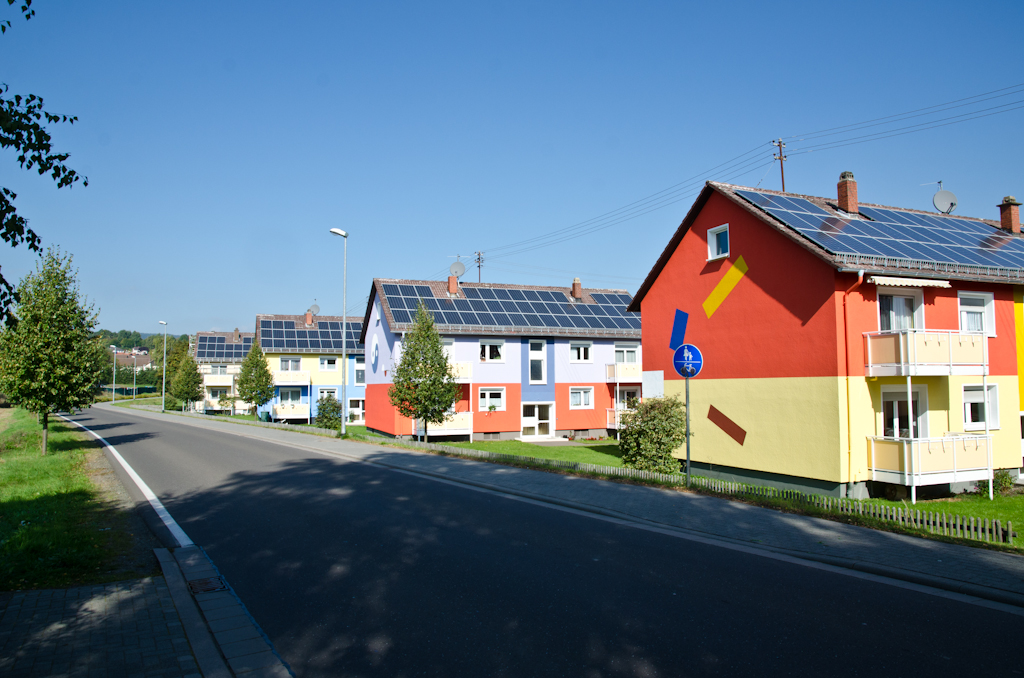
xmin=0 ymin=408 xmax=140 ymax=590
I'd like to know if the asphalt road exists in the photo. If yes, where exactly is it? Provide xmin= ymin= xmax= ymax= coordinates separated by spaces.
xmin=71 ymin=405 xmax=1024 ymax=677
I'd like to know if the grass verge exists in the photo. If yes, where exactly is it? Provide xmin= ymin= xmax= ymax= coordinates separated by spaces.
xmin=0 ymin=408 xmax=160 ymax=590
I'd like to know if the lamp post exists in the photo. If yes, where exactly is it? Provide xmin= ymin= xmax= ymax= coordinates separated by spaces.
xmin=110 ymin=345 xmax=117 ymax=402
xmin=133 ymin=354 xmax=137 ymax=399
xmin=159 ymin=321 xmax=168 ymax=412
xmin=330 ymin=228 xmax=349 ymax=436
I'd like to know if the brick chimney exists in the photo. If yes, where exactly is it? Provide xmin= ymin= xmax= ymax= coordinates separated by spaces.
xmin=233 ymin=327 xmax=240 ymax=343
xmin=837 ymin=171 xmax=858 ymax=214
xmin=999 ymin=196 xmax=1021 ymax=234
xmin=305 ymin=311 xmax=313 ymax=326
xmin=571 ymin=277 xmax=582 ymax=300
xmin=448 ymin=275 xmax=459 ymax=295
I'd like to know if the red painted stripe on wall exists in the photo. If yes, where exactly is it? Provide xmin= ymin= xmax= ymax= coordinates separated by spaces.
xmin=707 ymin=405 xmax=746 ymax=446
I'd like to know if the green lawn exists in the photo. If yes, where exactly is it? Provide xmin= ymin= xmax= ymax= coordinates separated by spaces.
xmin=861 ymin=491 xmax=1024 ymax=528
xmin=0 ymin=408 xmax=153 ymax=590
xmin=445 ymin=438 xmax=625 ymax=467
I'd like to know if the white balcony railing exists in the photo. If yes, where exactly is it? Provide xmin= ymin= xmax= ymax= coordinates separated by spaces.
xmin=606 ymin=408 xmax=633 ymax=429
xmin=868 ymin=434 xmax=993 ymax=502
xmin=605 ymin=362 xmax=642 ymax=382
xmin=204 ymin=374 xmax=234 ymax=387
xmin=273 ymin=403 xmax=310 ymax=420
xmin=450 ymin=361 xmax=472 ymax=381
xmin=863 ymin=330 xmax=987 ymax=377
xmin=273 ymin=370 xmax=310 ymax=386
xmin=415 ymin=411 xmax=473 ymax=436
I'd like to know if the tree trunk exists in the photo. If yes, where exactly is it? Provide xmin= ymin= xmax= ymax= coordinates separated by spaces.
xmin=41 ymin=411 xmax=48 ymax=456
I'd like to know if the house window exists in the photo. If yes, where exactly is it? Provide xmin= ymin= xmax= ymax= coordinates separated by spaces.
xmin=570 ymin=342 xmax=591 ymax=363
xmin=355 ymin=355 xmax=365 ymax=384
xmin=279 ymin=387 xmax=301 ymax=403
xmin=878 ymin=294 xmax=918 ymax=331
xmin=480 ymin=340 xmax=504 ymax=362
xmin=615 ymin=344 xmax=638 ymax=364
xmin=570 ymin=387 xmax=593 ymax=409
xmin=479 ymin=388 xmax=505 ymax=411
xmin=707 ymin=224 xmax=729 ymax=260
xmin=210 ymin=365 xmax=227 ymax=375
xmin=529 ymin=340 xmax=546 ymax=383
xmin=349 ymin=399 xmax=365 ymax=422
xmin=319 ymin=388 xmax=337 ymax=401
xmin=958 ymin=292 xmax=995 ymax=337
xmin=319 ymin=356 xmax=338 ymax=371
xmin=964 ymin=385 xmax=999 ymax=430
xmin=209 ymin=388 xmax=228 ymax=400
xmin=280 ymin=357 xmax=301 ymax=371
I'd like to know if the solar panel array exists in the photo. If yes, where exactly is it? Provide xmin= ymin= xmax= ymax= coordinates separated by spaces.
xmin=257 ymin=320 xmax=364 ymax=352
xmin=380 ymin=283 xmax=640 ymax=331
xmin=736 ymin=190 xmax=1024 ymax=269
xmin=195 ymin=335 xmax=253 ymax=361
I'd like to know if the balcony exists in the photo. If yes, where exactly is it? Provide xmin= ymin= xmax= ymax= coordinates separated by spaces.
xmin=863 ymin=330 xmax=987 ymax=377
xmin=606 ymin=408 xmax=633 ymax=429
xmin=450 ymin=361 xmax=473 ymax=382
xmin=273 ymin=370 xmax=310 ymax=385
xmin=273 ymin=403 xmax=310 ymax=420
xmin=868 ymin=434 xmax=992 ymax=502
xmin=605 ymin=362 xmax=642 ymax=382
xmin=415 ymin=411 xmax=473 ymax=436
xmin=204 ymin=374 xmax=234 ymax=387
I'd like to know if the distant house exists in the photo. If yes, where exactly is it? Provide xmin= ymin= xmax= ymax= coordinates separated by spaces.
xmin=131 ymin=347 xmax=149 ymax=356
xmin=629 ymin=172 xmax=1024 ymax=500
xmin=192 ymin=328 xmax=255 ymax=414
xmin=360 ymin=276 xmax=642 ymax=441
xmin=115 ymin=353 xmax=154 ymax=371
xmin=253 ymin=312 xmax=366 ymax=424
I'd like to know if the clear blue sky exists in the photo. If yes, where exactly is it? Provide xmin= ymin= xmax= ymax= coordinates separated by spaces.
xmin=3 ymin=1 xmax=1022 ymax=335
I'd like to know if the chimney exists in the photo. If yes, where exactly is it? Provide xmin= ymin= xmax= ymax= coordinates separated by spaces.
xmin=448 ymin=275 xmax=459 ymax=295
xmin=837 ymin=171 xmax=858 ymax=214
xmin=305 ymin=311 xmax=313 ymax=326
xmin=571 ymin=277 xmax=582 ymax=300
xmin=999 ymin=196 xmax=1021 ymax=234
xmin=233 ymin=327 xmax=240 ymax=343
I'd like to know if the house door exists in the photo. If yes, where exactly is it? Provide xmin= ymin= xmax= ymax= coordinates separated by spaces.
xmin=521 ymin=402 xmax=553 ymax=439
xmin=616 ymin=388 xmax=639 ymax=409
xmin=882 ymin=392 xmax=922 ymax=439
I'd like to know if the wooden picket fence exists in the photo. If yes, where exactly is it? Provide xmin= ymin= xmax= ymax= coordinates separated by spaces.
xmin=393 ymin=440 xmax=1019 ymax=546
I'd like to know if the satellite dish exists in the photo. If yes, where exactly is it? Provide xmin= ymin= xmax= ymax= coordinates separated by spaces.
xmin=450 ymin=261 xmax=466 ymax=278
xmin=933 ymin=189 xmax=957 ymax=215
xmin=309 ymin=304 xmax=320 ymax=315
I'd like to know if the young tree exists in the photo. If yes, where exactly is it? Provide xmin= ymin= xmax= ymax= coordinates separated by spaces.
xmin=0 ymin=248 xmax=105 ymax=454
xmin=619 ymin=395 xmax=687 ymax=474
xmin=217 ymin=391 xmax=237 ymax=416
xmin=170 ymin=354 xmax=203 ymax=411
xmin=314 ymin=393 xmax=343 ymax=430
xmin=237 ymin=342 xmax=274 ymax=420
xmin=388 ymin=303 xmax=461 ymax=442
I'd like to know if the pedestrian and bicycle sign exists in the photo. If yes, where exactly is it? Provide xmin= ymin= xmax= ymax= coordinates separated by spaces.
xmin=673 ymin=343 xmax=703 ymax=378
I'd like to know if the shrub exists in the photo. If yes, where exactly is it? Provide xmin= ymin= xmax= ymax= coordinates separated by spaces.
xmin=619 ymin=396 xmax=686 ymax=474
xmin=977 ymin=469 xmax=1015 ymax=495
xmin=315 ymin=394 xmax=343 ymax=429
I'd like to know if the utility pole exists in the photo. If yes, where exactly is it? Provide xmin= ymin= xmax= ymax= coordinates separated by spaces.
xmin=474 ymin=251 xmax=484 ymax=282
xmin=773 ymin=139 xmax=787 ymax=193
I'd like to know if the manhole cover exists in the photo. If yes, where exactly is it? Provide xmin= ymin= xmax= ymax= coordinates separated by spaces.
xmin=187 ymin=576 xmax=228 ymax=595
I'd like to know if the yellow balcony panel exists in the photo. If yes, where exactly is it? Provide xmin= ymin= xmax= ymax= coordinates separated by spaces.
xmin=864 ymin=330 xmax=987 ymax=377
xmin=273 ymin=370 xmax=310 ymax=385
xmin=204 ymin=374 xmax=234 ymax=387
xmin=867 ymin=434 xmax=992 ymax=500
xmin=273 ymin=403 xmax=310 ymax=420
xmin=450 ymin=361 xmax=473 ymax=381
xmin=605 ymin=363 xmax=642 ymax=382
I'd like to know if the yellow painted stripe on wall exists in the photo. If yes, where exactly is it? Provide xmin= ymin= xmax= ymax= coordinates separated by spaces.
xmin=1016 ymin=287 xmax=1024 ymax=409
xmin=702 ymin=256 xmax=749 ymax=318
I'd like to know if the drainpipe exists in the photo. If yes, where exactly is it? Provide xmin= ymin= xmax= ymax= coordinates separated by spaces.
xmin=843 ymin=270 xmax=865 ymax=498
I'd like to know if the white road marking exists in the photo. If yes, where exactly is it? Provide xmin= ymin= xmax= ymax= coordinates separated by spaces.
xmin=59 ymin=413 xmax=194 ymax=547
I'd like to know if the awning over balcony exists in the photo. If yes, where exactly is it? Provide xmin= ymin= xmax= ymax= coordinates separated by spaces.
xmin=868 ymin=276 xmax=951 ymax=288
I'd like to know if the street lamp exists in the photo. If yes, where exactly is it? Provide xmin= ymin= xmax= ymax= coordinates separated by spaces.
xmin=330 ymin=228 xmax=349 ymax=436
xmin=110 ymin=345 xmax=117 ymax=402
xmin=159 ymin=321 xmax=168 ymax=412
xmin=133 ymin=354 xmax=137 ymax=399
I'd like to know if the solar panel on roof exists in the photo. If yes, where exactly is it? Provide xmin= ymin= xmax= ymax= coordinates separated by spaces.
xmin=463 ymin=287 xmax=480 ymax=299
xmin=493 ymin=288 xmax=511 ymax=300
xmin=415 ymin=285 xmax=433 ymax=298
xmin=507 ymin=289 xmax=526 ymax=301
xmin=383 ymin=284 xmax=401 ymax=296
xmin=392 ymin=310 xmax=411 ymax=323
xmin=399 ymin=284 xmax=416 ymax=296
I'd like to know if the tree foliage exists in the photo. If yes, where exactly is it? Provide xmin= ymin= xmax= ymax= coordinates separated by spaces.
xmin=315 ymin=393 xmax=343 ymax=430
xmin=237 ymin=342 xmax=274 ymax=420
xmin=0 ymin=248 xmax=105 ymax=453
xmin=1 ymin=1 xmax=88 ymax=324
xmin=387 ymin=303 xmax=461 ymax=442
xmin=170 ymin=354 xmax=203 ymax=409
xmin=619 ymin=395 xmax=687 ymax=473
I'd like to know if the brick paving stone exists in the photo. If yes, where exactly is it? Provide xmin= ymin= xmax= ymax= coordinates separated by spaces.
xmin=0 ymin=578 xmax=200 ymax=678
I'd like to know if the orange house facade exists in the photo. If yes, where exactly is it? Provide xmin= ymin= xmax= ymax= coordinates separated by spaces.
xmin=361 ymin=278 xmax=642 ymax=441
xmin=630 ymin=173 xmax=1024 ymax=500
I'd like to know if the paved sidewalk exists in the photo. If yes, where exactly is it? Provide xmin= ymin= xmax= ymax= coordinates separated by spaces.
xmin=0 ymin=578 xmax=200 ymax=678
xmin=100 ymin=405 xmax=1024 ymax=605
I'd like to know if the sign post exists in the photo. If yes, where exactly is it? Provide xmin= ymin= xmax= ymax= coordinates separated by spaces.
xmin=673 ymin=343 xmax=703 ymax=488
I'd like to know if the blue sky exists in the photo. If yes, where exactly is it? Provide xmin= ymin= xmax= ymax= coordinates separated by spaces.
xmin=2 ymin=1 xmax=1022 ymax=334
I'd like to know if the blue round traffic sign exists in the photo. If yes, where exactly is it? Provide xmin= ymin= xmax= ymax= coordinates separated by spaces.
xmin=673 ymin=343 xmax=703 ymax=378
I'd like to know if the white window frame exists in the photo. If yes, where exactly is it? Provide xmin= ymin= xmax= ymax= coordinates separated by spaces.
xmin=319 ymin=355 xmax=338 ymax=371
xmin=958 ymin=291 xmax=996 ymax=337
xmin=529 ymin=340 xmax=546 ymax=384
xmin=615 ymin=343 xmax=639 ymax=364
xmin=569 ymin=387 xmax=594 ymax=410
xmin=707 ymin=224 xmax=729 ymax=261
xmin=318 ymin=387 xmax=337 ymax=401
xmin=963 ymin=384 xmax=999 ymax=431
xmin=209 ymin=387 xmax=228 ymax=400
xmin=210 ymin=364 xmax=228 ymax=376
xmin=479 ymin=387 xmax=506 ymax=412
xmin=355 ymin=355 xmax=366 ymax=384
xmin=480 ymin=339 xmax=505 ymax=363
xmin=569 ymin=341 xmax=592 ymax=363
xmin=876 ymin=286 xmax=925 ymax=332
xmin=879 ymin=384 xmax=930 ymax=439
xmin=279 ymin=387 xmax=302 ymax=403
xmin=280 ymin=356 xmax=302 ymax=371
